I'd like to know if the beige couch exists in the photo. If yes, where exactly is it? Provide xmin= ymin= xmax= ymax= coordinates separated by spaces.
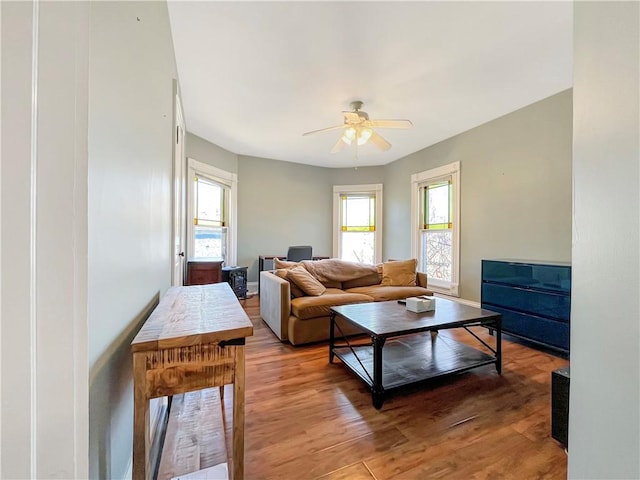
xmin=259 ymin=258 xmax=433 ymax=345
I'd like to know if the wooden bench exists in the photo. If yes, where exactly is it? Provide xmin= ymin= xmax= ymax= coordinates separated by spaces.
xmin=131 ymin=283 xmax=253 ymax=480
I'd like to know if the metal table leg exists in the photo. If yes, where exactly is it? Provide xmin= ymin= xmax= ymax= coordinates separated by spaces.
xmin=329 ymin=312 xmax=336 ymax=364
xmin=372 ymin=335 xmax=386 ymax=409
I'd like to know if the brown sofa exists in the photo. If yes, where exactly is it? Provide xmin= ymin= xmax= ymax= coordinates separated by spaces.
xmin=259 ymin=258 xmax=433 ymax=345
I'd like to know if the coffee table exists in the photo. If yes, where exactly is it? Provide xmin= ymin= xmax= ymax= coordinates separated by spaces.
xmin=329 ymin=298 xmax=502 ymax=409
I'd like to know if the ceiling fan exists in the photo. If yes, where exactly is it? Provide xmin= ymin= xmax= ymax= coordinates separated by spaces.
xmin=302 ymin=101 xmax=412 ymax=154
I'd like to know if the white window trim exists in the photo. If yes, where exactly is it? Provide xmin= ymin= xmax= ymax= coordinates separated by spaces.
xmin=333 ymin=184 xmax=383 ymax=264
xmin=411 ymin=162 xmax=460 ymax=296
xmin=187 ymin=158 xmax=238 ymax=265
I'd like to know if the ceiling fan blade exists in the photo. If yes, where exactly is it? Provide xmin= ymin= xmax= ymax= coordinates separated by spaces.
xmin=330 ymin=137 xmax=347 ymax=154
xmin=368 ymin=119 xmax=413 ymax=129
xmin=302 ymin=125 xmax=345 ymax=136
xmin=369 ymin=131 xmax=391 ymax=151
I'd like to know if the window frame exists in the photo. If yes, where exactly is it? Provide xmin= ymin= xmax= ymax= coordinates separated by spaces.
xmin=193 ymin=174 xmax=226 ymax=227
xmin=411 ymin=162 xmax=460 ymax=296
xmin=333 ymin=184 xmax=383 ymax=264
xmin=186 ymin=158 xmax=237 ymax=265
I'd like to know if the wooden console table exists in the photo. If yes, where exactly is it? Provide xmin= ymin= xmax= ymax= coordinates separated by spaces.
xmin=131 ymin=283 xmax=253 ymax=479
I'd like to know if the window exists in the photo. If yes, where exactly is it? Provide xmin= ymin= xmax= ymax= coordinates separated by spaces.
xmin=193 ymin=175 xmax=227 ymax=259
xmin=333 ymin=184 xmax=383 ymax=264
xmin=187 ymin=158 xmax=237 ymax=264
xmin=411 ymin=162 xmax=460 ymax=296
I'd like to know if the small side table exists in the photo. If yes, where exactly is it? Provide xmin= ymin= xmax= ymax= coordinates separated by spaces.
xmin=185 ymin=258 xmax=223 ymax=286
xmin=223 ymin=266 xmax=248 ymax=299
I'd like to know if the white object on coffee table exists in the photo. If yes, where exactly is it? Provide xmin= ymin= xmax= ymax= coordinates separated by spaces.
xmin=406 ymin=296 xmax=436 ymax=313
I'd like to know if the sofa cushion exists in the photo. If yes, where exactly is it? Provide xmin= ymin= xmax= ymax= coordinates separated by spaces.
xmin=273 ymin=269 xmax=305 ymax=298
xmin=381 ymin=259 xmax=417 ymax=286
xmin=287 ymin=266 xmax=326 ymax=296
xmin=291 ymin=288 xmax=373 ymax=320
xmin=344 ymin=284 xmax=431 ymax=302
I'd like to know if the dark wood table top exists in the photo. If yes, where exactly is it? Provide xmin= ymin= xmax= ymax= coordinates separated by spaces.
xmin=331 ymin=298 xmax=500 ymax=337
xmin=131 ymin=282 xmax=253 ymax=352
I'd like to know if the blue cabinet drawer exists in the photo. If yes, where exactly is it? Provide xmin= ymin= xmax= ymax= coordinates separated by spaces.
xmin=482 ymin=260 xmax=571 ymax=294
xmin=482 ymin=283 xmax=570 ymax=322
xmin=483 ymin=304 xmax=569 ymax=351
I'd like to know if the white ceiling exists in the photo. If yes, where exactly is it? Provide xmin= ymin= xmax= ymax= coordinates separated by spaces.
xmin=167 ymin=1 xmax=573 ymax=168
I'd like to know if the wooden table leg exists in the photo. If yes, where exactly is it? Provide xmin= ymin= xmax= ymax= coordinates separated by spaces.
xmin=233 ymin=346 xmax=246 ymax=480
xmin=133 ymin=352 xmax=150 ymax=480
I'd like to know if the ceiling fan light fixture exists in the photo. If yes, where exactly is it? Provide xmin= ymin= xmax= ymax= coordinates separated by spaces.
xmin=358 ymin=127 xmax=373 ymax=145
xmin=341 ymin=126 xmax=356 ymax=145
xmin=302 ymin=101 xmax=411 ymax=154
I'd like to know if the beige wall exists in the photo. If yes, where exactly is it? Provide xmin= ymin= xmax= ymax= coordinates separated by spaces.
xmin=384 ymin=90 xmax=573 ymax=301
xmin=569 ymin=2 xmax=639 ymax=477
xmin=87 ymin=2 xmax=177 ymax=478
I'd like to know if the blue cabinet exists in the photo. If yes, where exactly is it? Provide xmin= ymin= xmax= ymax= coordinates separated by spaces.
xmin=481 ymin=259 xmax=571 ymax=354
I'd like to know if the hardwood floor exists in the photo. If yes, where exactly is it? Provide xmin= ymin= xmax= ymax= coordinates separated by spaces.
xmin=227 ymin=295 xmax=568 ymax=479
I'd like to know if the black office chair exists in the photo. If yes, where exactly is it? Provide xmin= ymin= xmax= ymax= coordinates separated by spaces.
xmin=286 ymin=245 xmax=313 ymax=262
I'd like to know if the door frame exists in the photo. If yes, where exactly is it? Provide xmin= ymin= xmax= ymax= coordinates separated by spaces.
xmin=171 ymin=83 xmax=186 ymax=286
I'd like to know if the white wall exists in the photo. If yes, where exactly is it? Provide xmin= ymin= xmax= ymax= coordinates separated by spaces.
xmin=1 ymin=1 xmax=89 ymax=478
xmin=2 ymin=1 xmax=178 ymax=477
xmin=569 ymin=2 xmax=640 ymax=478
xmin=87 ymin=2 xmax=178 ymax=478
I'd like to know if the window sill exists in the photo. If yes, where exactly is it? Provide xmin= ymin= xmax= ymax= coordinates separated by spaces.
xmin=426 ymin=281 xmax=459 ymax=297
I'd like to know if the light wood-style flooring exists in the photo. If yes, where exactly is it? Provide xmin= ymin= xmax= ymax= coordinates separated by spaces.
xmin=224 ymin=295 xmax=568 ymax=479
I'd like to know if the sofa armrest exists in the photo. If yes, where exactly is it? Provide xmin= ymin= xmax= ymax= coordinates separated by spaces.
xmin=259 ymin=271 xmax=291 ymax=341
xmin=416 ymin=271 xmax=428 ymax=288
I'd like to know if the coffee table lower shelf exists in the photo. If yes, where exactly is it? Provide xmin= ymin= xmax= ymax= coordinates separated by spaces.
xmin=332 ymin=333 xmax=497 ymax=405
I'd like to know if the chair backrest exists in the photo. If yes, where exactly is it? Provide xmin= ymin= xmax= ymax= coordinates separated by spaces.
xmin=286 ymin=245 xmax=313 ymax=262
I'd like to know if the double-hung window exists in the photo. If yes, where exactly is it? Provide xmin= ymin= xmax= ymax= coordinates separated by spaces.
xmin=187 ymin=158 xmax=237 ymax=265
xmin=193 ymin=175 xmax=227 ymax=259
xmin=411 ymin=162 xmax=460 ymax=296
xmin=333 ymin=184 xmax=383 ymax=265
